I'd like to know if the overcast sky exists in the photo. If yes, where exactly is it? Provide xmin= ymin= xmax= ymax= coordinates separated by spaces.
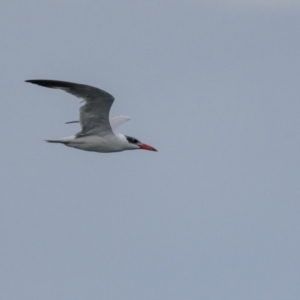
xmin=1 ymin=1 xmax=300 ymax=299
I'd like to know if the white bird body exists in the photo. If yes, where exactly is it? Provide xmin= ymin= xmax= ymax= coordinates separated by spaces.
xmin=51 ymin=133 xmax=135 ymax=153
xmin=26 ymin=79 xmax=157 ymax=153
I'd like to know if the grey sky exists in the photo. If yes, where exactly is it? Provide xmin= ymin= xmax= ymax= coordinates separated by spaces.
xmin=222 ymin=0 xmax=300 ymax=9
xmin=1 ymin=1 xmax=300 ymax=299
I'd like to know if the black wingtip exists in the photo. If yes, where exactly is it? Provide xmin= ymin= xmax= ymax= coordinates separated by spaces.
xmin=65 ymin=121 xmax=80 ymax=124
xmin=25 ymin=79 xmax=59 ymax=89
xmin=25 ymin=79 xmax=43 ymax=85
xmin=25 ymin=79 xmax=40 ymax=83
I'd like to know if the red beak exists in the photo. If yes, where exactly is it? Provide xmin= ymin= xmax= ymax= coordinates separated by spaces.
xmin=138 ymin=143 xmax=157 ymax=152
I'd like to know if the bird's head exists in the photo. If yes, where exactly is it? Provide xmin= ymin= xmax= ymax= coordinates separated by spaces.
xmin=125 ymin=135 xmax=157 ymax=152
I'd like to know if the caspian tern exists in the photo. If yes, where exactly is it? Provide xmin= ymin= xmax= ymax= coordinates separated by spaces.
xmin=26 ymin=80 xmax=157 ymax=153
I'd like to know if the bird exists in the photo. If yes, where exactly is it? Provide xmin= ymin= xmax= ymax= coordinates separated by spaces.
xmin=26 ymin=79 xmax=157 ymax=153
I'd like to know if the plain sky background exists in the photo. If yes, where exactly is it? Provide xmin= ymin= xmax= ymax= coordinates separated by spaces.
xmin=1 ymin=1 xmax=300 ymax=299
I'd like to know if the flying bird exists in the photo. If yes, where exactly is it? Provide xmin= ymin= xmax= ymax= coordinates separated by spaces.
xmin=26 ymin=80 xmax=157 ymax=153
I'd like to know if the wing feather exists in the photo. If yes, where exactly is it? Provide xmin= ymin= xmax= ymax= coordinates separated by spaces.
xmin=26 ymin=79 xmax=115 ymax=136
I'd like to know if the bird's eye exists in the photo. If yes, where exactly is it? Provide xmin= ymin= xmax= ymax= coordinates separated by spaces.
xmin=126 ymin=136 xmax=139 ymax=144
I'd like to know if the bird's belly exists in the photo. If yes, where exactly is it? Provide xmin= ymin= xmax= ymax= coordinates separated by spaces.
xmin=67 ymin=136 xmax=123 ymax=153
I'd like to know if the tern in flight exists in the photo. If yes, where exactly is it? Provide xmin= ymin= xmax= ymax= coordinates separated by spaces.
xmin=26 ymin=80 xmax=157 ymax=153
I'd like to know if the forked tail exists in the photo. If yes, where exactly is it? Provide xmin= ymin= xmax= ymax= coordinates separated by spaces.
xmin=45 ymin=139 xmax=68 ymax=144
xmin=45 ymin=135 xmax=76 ymax=145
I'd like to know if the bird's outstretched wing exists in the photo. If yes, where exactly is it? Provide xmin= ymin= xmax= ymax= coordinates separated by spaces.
xmin=109 ymin=115 xmax=131 ymax=131
xmin=26 ymin=79 xmax=115 ymax=136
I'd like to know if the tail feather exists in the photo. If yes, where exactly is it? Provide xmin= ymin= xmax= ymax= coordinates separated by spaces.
xmin=45 ymin=135 xmax=75 ymax=144
xmin=45 ymin=139 xmax=68 ymax=144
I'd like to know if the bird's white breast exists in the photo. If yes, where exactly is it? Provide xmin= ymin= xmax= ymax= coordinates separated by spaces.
xmin=66 ymin=134 xmax=126 ymax=153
